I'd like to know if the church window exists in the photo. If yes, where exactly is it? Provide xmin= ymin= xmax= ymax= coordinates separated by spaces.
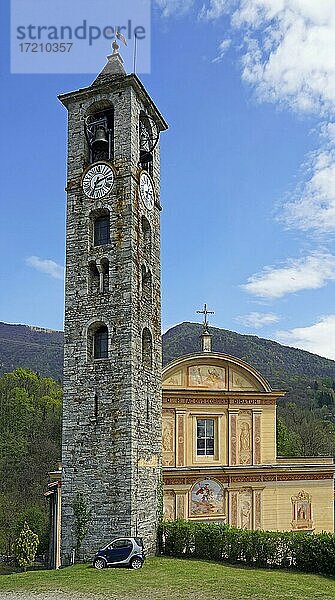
xmin=142 ymin=327 xmax=152 ymax=369
xmin=94 ymin=325 xmax=108 ymax=359
xmin=197 ymin=419 xmax=214 ymax=456
xmin=141 ymin=265 xmax=152 ymax=301
xmin=141 ymin=216 xmax=151 ymax=255
xmin=94 ymin=215 xmax=110 ymax=246
xmin=85 ymin=107 xmax=114 ymax=164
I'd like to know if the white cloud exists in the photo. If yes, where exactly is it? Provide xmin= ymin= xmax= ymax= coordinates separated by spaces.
xmin=154 ymin=0 xmax=194 ymax=17
xmin=200 ymin=0 xmax=230 ymax=21
xmin=212 ymin=39 xmax=231 ymax=63
xmin=276 ymin=315 xmax=335 ymax=360
xmin=242 ymin=252 xmax=335 ymax=299
xmin=26 ymin=256 xmax=64 ymax=280
xmin=231 ymin=0 xmax=335 ymax=115
xmin=236 ymin=312 xmax=280 ymax=328
xmin=280 ymin=129 xmax=335 ymax=233
xmin=162 ymin=1 xmax=335 ymax=231
xmin=201 ymin=1 xmax=335 ymax=114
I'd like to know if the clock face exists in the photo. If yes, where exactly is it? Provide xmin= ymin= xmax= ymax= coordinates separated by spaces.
xmin=82 ymin=162 xmax=115 ymax=200
xmin=139 ymin=171 xmax=155 ymax=210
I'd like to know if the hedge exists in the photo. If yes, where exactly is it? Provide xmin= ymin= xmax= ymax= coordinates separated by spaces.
xmin=158 ymin=520 xmax=335 ymax=576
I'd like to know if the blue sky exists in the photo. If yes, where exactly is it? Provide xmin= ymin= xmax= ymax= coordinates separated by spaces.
xmin=1 ymin=0 xmax=335 ymax=360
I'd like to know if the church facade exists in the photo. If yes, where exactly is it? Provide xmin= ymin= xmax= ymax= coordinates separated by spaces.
xmin=162 ymin=338 xmax=335 ymax=533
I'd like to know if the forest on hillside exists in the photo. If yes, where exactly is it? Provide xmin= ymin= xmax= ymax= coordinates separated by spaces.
xmin=0 ymin=369 xmax=62 ymax=555
xmin=277 ymin=378 xmax=335 ymax=456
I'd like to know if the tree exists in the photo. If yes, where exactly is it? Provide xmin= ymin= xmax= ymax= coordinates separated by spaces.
xmin=276 ymin=417 xmax=302 ymax=456
xmin=14 ymin=521 xmax=39 ymax=572
xmin=278 ymin=402 xmax=335 ymax=456
xmin=316 ymin=389 xmax=335 ymax=408
xmin=72 ymin=493 xmax=91 ymax=559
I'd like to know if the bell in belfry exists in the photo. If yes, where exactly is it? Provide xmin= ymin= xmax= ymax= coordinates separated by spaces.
xmin=92 ymin=126 xmax=109 ymax=152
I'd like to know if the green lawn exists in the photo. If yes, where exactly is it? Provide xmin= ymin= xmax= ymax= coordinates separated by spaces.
xmin=0 ymin=557 xmax=335 ymax=599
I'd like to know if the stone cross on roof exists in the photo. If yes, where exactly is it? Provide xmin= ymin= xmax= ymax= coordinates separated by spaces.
xmin=196 ymin=304 xmax=214 ymax=353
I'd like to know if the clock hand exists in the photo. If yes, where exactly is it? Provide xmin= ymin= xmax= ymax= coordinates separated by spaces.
xmin=97 ymin=174 xmax=110 ymax=184
xmin=93 ymin=174 xmax=111 ymax=190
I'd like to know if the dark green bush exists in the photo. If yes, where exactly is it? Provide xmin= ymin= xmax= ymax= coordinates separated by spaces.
xmin=158 ymin=520 xmax=335 ymax=576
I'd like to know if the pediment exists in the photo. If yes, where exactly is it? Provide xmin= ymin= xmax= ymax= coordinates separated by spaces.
xmin=162 ymin=353 xmax=272 ymax=393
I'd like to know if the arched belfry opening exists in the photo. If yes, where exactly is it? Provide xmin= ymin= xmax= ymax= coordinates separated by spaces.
xmin=85 ymin=106 xmax=114 ymax=163
xmin=139 ymin=112 xmax=159 ymax=176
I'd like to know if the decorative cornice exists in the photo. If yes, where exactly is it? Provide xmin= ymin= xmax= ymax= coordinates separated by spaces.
xmin=163 ymin=396 xmax=277 ymax=406
xmin=163 ymin=471 xmax=334 ymax=486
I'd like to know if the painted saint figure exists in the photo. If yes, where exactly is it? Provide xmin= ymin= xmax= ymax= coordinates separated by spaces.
xmin=240 ymin=422 xmax=251 ymax=451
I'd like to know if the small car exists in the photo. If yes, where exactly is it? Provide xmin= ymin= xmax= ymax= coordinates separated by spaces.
xmin=93 ymin=537 xmax=145 ymax=569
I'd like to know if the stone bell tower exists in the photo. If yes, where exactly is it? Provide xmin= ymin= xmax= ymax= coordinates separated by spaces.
xmin=59 ymin=43 xmax=168 ymax=562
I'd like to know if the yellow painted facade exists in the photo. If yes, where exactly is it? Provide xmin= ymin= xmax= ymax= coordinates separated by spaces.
xmin=162 ymin=352 xmax=335 ymax=533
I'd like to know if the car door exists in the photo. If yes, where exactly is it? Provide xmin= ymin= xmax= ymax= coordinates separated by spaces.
xmin=108 ymin=538 xmax=133 ymax=563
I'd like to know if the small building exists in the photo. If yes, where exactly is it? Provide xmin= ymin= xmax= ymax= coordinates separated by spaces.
xmin=162 ymin=328 xmax=335 ymax=532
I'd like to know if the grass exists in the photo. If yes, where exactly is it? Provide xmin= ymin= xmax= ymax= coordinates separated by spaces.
xmin=0 ymin=557 xmax=335 ymax=599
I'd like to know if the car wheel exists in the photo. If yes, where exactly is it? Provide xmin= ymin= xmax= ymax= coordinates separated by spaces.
xmin=93 ymin=558 xmax=106 ymax=569
xmin=130 ymin=557 xmax=143 ymax=570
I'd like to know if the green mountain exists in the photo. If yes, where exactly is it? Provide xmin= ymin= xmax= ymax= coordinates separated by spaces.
xmin=0 ymin=322 xmax=63 ymax=381
xmin=163 ymin=322 xmax=335 ymax=404
xmin=1 ymin=320 xmax=335 ymax=406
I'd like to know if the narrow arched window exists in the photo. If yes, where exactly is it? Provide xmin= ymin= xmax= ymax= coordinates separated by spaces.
xmin=142 ymin=327 xmax=152 ymax=369
xmin=94 ymin=215 xmax=110 ymax=246
xmin=94 ymin=326 xmax=108 ymax=359
xmin=100 ymin=258 xmax=110 ymax=293
xmin=141 ymin=216 xmax=151 ymax=256
xmin=141 ymin=265 xmax=152 ymax=301
xmin=88 ymin=260 xmax=100 ymax=293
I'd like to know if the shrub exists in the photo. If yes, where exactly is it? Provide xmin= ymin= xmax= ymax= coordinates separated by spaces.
xmin=72 ymin=493 xmax=91 ymax=559
xmin=158 ymin=520 xmax=335 ymax=577
xmin=14 ymin=521 xmax=39 ymax=572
